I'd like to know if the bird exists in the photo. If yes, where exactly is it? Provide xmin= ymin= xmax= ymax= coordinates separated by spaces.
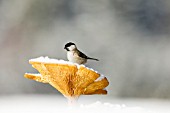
xmin=64 ymin=42 xmax=99 ymax=64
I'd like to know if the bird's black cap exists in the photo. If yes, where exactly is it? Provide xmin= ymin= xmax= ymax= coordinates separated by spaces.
xmin=64 ymin=42 xmax=75 ymax=50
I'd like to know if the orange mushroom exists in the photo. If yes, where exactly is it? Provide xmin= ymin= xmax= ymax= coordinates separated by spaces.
xmin=24 ymin=57 xmax=109 ymax=102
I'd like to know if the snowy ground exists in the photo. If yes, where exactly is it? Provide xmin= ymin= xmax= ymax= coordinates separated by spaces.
xmin=0 ymin=95 xmax=169 ymax=113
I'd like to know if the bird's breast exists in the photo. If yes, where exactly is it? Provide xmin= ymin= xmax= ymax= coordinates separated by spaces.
xmin=67 ymin=52 xmax=75 ymax=62
xmin=67 ymin=51 xmax=87 ymax=64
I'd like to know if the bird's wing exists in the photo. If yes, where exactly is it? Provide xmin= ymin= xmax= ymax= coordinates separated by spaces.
xmin=75 ymin=50 xmax=99 ymax=61
xmin=77 ymin=50 xmax=88 ymax=59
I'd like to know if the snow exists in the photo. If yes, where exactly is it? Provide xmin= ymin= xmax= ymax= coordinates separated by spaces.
xmin=79 ymin=101 xmax=148 ymax=113
xmin=29 ymin=56 xmax=77 ymax=66
xmin=29 ymin=56 xmax=106 ymax=81
xmin=95 ymin=74 xmax=105 ymax=81
xmin=0 ymin=95 xmax=169 ymax=113
xmin=29 ymin=56 xmax=89 ymax=69
xmin=25 ymin=73 xmax=41 ymax=76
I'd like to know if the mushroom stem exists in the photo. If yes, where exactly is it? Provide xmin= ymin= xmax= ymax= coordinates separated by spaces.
xmin=67 ymin=96 xmax=79 ymax=106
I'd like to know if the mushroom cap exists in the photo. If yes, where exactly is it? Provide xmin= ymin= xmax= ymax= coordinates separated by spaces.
xmin=24 ymin=57 xmax=109 ymax=98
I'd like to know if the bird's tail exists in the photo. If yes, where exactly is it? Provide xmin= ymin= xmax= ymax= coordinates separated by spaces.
xmin=87 ymin=57 xmax=99 ymax=61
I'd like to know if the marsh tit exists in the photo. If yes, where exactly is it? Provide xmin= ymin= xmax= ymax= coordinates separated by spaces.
xmin=64 ymin=42 xmax=99 ymax=64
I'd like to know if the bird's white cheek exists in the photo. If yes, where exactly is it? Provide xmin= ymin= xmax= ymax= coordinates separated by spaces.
xmin=68 ymin=45 xmax=76 ymax=51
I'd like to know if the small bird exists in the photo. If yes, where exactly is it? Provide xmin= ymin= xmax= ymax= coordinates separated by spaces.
xmin=64 ymin=42 xmax=99 ymax=64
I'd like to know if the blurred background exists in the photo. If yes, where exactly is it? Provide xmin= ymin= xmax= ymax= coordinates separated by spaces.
xmin=1 ymin=0 xmax=170 ymax=99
